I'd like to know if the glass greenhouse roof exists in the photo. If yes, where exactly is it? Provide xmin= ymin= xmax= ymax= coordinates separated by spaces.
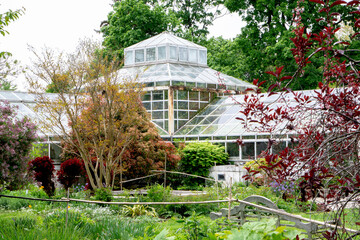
xmin=125 ymin=32 xmax=206 ymax=51
xmin=119 ymin=63 xmax=255 ymax=91
xmin=173 ymin=90 xmax=318 ymax=138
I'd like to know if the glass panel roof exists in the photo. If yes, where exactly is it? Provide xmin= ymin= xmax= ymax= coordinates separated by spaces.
xmin=125 ymin=32 xmax=206 ymax=51
xmin=119 ymin=63 xmax=255 ymax=90
xmin=174 ymin=90 xmax=318 ymax=137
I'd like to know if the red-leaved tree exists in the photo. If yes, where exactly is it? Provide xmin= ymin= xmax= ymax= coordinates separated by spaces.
xmin=57 ymin=158 xmax=85 ymax=190
xmin=28 ymin=156 xmax=55 ymax=197
xmin=228 ymin=0 xmax=360 ymax=238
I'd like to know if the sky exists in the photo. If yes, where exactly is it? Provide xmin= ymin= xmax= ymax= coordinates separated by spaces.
xmin=1 ymin=0 xmax=244 ymax=91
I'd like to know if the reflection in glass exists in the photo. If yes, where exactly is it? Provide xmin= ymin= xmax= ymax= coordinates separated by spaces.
xmin=242 ymin=142 xmax=254 ymax=160
xmin=135 ymin=49 xmax=144 ymax=62
xmin=124 ymin=51 xmax=134 ymax=65
xmin=152 ymin=101 xmax=164 ymax=110
xmin=170 ymin=46 xmax=177 ymax=60
xmin=179 ymin=47 xmax=188 ymax=61
xmin=189 ymin=49 xmax=197 ymax=62
xmin=177 ymin=101 xmax=188 ymax=110
xmin=227 ymin=142 xmax=239 ymax=157
xmin=146 ymin=48 xmax=156 ymax=61
xmin=199 ymin=50 xmax=207 ymax=64
xmin=256 ymin=142 xmax=268 ymax=156
xmin=158 ymin=46 xmax=166 ymax=60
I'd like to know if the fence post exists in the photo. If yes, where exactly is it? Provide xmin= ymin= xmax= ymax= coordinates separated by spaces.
xmin=228 ymin=177 xmax=232 ymax=220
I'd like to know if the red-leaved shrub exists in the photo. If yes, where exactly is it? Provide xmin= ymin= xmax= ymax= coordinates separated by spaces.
xmin=28 ymin=156 xmax=55 ymax=197
xmin=57 ymin=158 xmax=85 ymax=190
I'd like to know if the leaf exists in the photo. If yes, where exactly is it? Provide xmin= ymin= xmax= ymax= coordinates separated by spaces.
xmin=351 ymin=32 xmax=360 ymax=39
xmin=319 ymin=7 xmax=330 ymax=13
xmin=253 ymin=79 xmax=259 ymax=85
xmin=280 ymin=76 xmax=292 ymax=81
xmin=347 ymin=0 xmax=360 ymax=6
xmin=334 ymin=41 xmax=350 ymax=45
xmin=330 ymin=0 xmax=347 ymax=8
xmin=268 ymin=83 xmax=278 ymax=92
xmin=355 ymin=19 xmax=360 ymax=28
xmin=350 ymin=10 xmax=360 ymax=15
xmin=310 ymin=0 xmax=325 ymax=4
xmin=275 ymin=66 xmax=284 ymax=77
xmin=265 ymin=71 xmax=277 ymax=77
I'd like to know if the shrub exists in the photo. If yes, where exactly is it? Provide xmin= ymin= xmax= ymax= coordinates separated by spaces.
xmin=94 ymin=187 xmax=113 ymax=202
xmin=28 ymin=156 xmax=55 ymax=197
xmin=57 ymin=158 xmax=84 ymax=190
xmin=180 ymin=142 xmax=229 ymax=186
xmin=0 ymin=102 xmax=37 ymax=190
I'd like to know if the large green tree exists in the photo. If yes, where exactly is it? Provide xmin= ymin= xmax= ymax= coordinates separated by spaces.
xmin=101 ymin=0 xmax=172 ymax=61
xmin=0 ymin=7 xmax=24 ymax=90
xmin=223 ymin=0 xmax=356 ymax=90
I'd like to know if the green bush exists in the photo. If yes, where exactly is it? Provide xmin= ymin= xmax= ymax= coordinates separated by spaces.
xmin=94 ymin=187 xmax=113 ymax=202
xmin=180 ymin=142 xmax=229 ymax=187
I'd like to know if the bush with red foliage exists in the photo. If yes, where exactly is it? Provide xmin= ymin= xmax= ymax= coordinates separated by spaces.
xmin=28 ymin=156 xmax=55 ymax=197
xmin=57 ymin=158 xmax=85 ymax=190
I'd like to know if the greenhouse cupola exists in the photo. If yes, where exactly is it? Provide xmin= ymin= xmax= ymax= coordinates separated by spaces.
xmin=124 ymin=32 xmax=207 ymax=67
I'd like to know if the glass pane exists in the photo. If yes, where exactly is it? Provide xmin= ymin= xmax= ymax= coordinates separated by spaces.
xmin=172 ymin=81 xmax=184 ymax=86
xmin=179 ymin=47 xmax=188 ymax=61
xmin=227 ymin=142 xmax=239 ymax=157
xmin=202 ymin=116 xmax=218 ymax=124
xmin=158 ymin=46 xmax=166 ymax=60
xmin=152 ymin=111 xmax=164 ymax=119
xmin=186 ymin=82 xmax=196 ymax=87
xmin=178 ymin=101 xmax=188 ymax=110
xmin=201 ymin=125 xmax=221 ymax=134
xmin=188 ymin=126 xmax=207 ymax=135
xmin=189 ymin=49 xmax=197 ymax=62
xmin=197 ymin=83 xmax=206 ymax=88
xmin=199 ymin=50 xmax=207 ymax=64
xmin=242 ymin=142 xmax=254 ymax=160
xmin=152 ymin=91 xmax=163 ymax=100
xmin=176 ymin=126 xmax=194 ymax=135
xmin=152 ymin=101 xmax=164 ymax=110
xmin=178 ymin=91 xmax=188 ymax=100
xmin=170 ymin=46 xmax=177 ymax=60
xmin=188 ymin=116 xmax=204 ymax=125
xmin=200 ymin=105 xmax=217 ymax=115
xmin=189 ymin=111 xmax=197 ymax=118
xmin=142 ymin=102 xmax=151 ymax=110
xmin=212 ymin=115 xmax=232 ymax=124
xmin=178 ymin=120 xmax=188 ymax=129
xmin=135 ymin=49 xmax=144 ymax=62
xmin=50 ymin=143 xmax=62 ymax=160
xmin=189 ymin=102 xmax=199 ymax=110
xmin=177 ymin=111 xmax=188 ymax=119
xmin=124 ymin=51 xmax=134 ymax=65
xmin=256 ymin=142 xmax=268 ymax=156
xmin=272 ymin=141 xmax=286 ymax=154
xmin=153 ymin=120 xmax=164 ymax=129
xmin=142 ymin=92 xmax=151 ymax=101
xmin=189 ymin=91 xmax=198 ymax=101
xmin=156 ymin=81 xmax=170 ymax=86
xmin=146 ymin=48 xmax=156 ymax=61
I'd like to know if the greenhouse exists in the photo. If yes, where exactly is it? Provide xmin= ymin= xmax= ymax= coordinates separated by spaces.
xmin=0 ymin=32 xmax=311 ymax=167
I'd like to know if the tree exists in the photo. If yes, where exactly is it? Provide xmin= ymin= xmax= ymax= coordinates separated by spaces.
xmin=27 ymin=39 xmax=154 ymax=190
xmin=101 ymin=0 xmax=172 ymax=61
xmin=236 ymin=0 xmax=360 ymax=237
xmin=180 ymin=142 xmax=228 ymax=185
xmin=57 ymin=158 xmax=85 ymax=190
xmin=0 ymin=7 xmax=24 ymax=90
xmin=223 ymin=0 xmax=356 ymax=90
xmin=158 ymin=0 xmax=224 ymax=39
xmin=0 ymin=102 xmax=37 ymax=191
xmin=28 ymin=156 xmax=55 ymax=197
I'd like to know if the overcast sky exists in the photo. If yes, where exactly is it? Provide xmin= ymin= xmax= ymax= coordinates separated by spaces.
xmin=1 ymin=0 xmax=244 ymax=91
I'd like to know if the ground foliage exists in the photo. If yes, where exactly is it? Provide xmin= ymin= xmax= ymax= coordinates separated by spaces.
xmin=235 ymin=0 xmax=360 ymax=238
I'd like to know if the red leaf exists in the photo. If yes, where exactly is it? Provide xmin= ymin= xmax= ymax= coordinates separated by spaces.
xmin=319 ymin=82 xmax=324 ymax=88
xmin=319 ymin=7 xmax=329 ymax=13
xmin=267 ymin=84 xmax=278 ymax=93
xmin=275 ymin=66 xmax=284 ymax=77
xmin=330 ymin=0 xmax=346 ymax=7
xmin=351 ymin=32 xmax=360 ymax=39
xmin=355 ymin=19 xmax=360 ymax=28
xmin=310 ymin=0 xmax=325 ymax=4
xmin=316 ymin=17 xmax=325 ymax=22
xmin=235 ymin=117 xmax=244 ymax=121
xmin=280 ymin=76 xmax=292 ymax=81
xmin=253 ymin=79 xmax=259 ymax=85
xmin=356 ymin=222 xmax=360 ymax=226
xmin=330 ymin=12 xmax=340 ymax=16
xmin=347 ymin=0 xmax=360 ymax=6
xmin=258 ymin=80 xmax=266 ymax=87
xmin=334 ymin=41 xmax=350 ymax=45
xmin=265 ymin=71 xmax=277 ymax=77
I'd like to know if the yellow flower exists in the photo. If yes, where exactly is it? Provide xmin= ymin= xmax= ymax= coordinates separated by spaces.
xmin=68 ymin=205 xmax=70 ymax=209
xmin=29 ymin=205 xmax=32 ymax=208
xmin=39 ymin=186 xmax=44 ymax=190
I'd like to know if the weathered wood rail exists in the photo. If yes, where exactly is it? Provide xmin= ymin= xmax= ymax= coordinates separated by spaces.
xmin=210 ymin=195 xmax=359 ymax=240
